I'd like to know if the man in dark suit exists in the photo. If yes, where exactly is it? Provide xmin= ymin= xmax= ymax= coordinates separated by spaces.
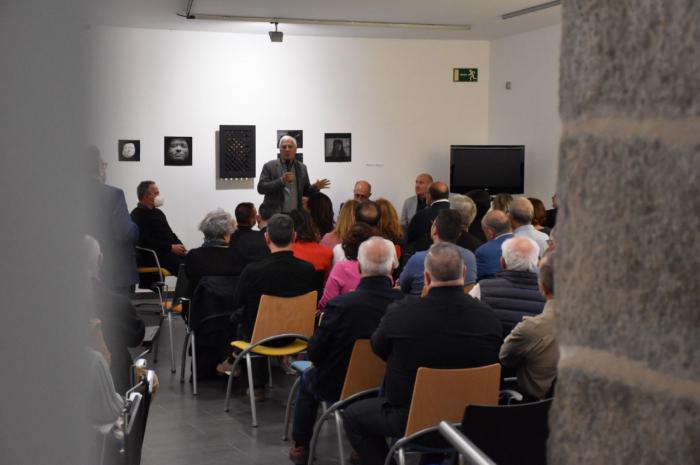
xmin=342 ymin=242 xmax=503 ymax=465
xmin=475 ymin=209 xmax=514 ymax=281
xmin=226 ymin=214 xmax=317 ymax=397
xmin=86 ymin=147 xmax=139 ymax=294
xmin=257 ymin=135 xmax=330 ymax=214
xmin=288 ymin=237 xmax=402 ymax=464
xmin=406 ymin=181 xmax=451 ymax=252
xmin=228 ymin=202 xmax=270 ymax=273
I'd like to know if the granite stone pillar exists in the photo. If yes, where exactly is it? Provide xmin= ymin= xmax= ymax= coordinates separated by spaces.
xmin=549 ymin=0 xmax=700 ymax=463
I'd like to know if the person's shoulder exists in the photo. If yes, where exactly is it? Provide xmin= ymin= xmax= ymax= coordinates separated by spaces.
xmin=456 ymin=245 xmax=476 ymax=259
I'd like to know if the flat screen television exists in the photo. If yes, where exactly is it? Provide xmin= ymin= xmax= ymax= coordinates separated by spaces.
xmin=450 ymin=145 xmax=525 ymax=194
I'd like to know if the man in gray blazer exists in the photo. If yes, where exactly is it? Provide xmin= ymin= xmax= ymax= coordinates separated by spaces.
xmin=400 ymin=172 xmax=433 ymax=229
xmin=257 ymin=135 xmax=330 ymax=214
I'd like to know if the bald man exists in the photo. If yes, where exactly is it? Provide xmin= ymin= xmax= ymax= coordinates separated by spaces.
xmin=475 ymin=210 xmax=514 ymax=280
xmin=353 ymin=180 xmax=372 ymax=202
xmin=406 ymin=180 xmax=451 ymax=252
xmin=400 ymin=173 xmax=433 ymax=229
xmin=509 ymin=197 xmax=549 ymax=257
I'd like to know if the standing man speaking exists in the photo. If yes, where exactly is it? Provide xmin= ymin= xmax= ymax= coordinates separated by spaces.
xmin=257 ymin=135 xmax=330 ymax=214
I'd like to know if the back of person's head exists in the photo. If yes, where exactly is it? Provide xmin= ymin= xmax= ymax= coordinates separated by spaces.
xmin=376 ymin=198 xmax=403 ymax=243
xmin=136 ymin=180 xmax=155 ymax=201
xmin=84 ymin=234 xmax=102 ymax=279
xmin=501 ymin=236 xmax=539 ymax=272
xmin=434 ymin=209 xmax=463 ymax=243
xmin=355 ymin=200 xmax=381 ymax=227
xmin=425 ymin=242 xmax=464 ymax=283
xmin=482 ymin=209 xmax=512 ymax=236
xmin=199 ymin=208 xmax=235 ymax=241
xmin=450 ymin=194 xmax=477 ymax=228
xmin=546 ymin=226 xmax=557 ymax=253
xmin=492 ymin=193 xmax=514 ymax=213
xmin=289 ymin=209 xmax=320 ymax=242
xmin=428 ymin=182 xmax=450 ymax=202
xmin=358 ymin=236 xmax=398 ymax=277
xmin=528 ymin=197 xmax=547 ymax=227
xmin=538 ymin=251 xmax=555 ymax=297
xmin=266 ymin=213 xmax=295 ymax=247
xmin=307 ymin=193 xmax=334 ymax=236
xmin=342 ymin=222 xmax=376 ymax=260
xmin=509 ymin=197 xmax=535 ymax=225
xmin=234 ymin=202 xmax=256 ymax=226
xmin=333 ymin=199 xmax=358 ymax=238
xmin=466 ymin=189 xmax=491 ymax=218
xmin=258 ymin=203 xmax=274 ymax=222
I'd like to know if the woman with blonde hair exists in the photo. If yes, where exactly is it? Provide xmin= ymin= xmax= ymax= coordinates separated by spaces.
xmin=320 ymin=199 xmax=358 ymax=249
xmin=375 ymin=198 xmax=404 ymax=259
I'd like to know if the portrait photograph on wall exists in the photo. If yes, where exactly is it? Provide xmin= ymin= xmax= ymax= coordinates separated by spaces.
xmin=324 ymin=133 xmax=351 ymax=162
xmin=164 ymin=136 xmax=192 ymax=166
xmin=277 ymin=129 xmax=303 ymax=148
xmin=118 ymin=139 xmax=140 ymax=161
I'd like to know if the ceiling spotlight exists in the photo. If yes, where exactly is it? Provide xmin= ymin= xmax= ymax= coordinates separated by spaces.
xmin=269 ymin=22 xmax=283 ymax=42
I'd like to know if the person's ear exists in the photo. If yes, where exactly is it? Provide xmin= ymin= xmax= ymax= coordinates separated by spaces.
xmin=264 ymin=232 xmax=271 ymax=246
xmin=499 ymin=256 xmax=507 ymax=270
xmin=461 ymin=264 xmax=467 ymax=280
xmin=423 ymin=270 xmax=432 ymax=288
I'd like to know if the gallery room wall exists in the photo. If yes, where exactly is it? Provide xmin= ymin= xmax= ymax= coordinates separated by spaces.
xmin=86 ymin=26 xmax=491 ymax=247
xmin=488 ymin=23 xmax=562 ymax=205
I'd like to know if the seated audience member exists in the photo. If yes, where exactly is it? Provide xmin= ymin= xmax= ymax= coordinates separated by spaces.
xmin=353 ymin=180 xmax=372 ymax=202
xmin=475 ymin=210 xmax=514 ymax=281
xmin=544 ymin=193 xmax=558 ymax=228
xmin=289 ymin=209 xmax=333 ymax=277
xmin=228 ymin=202 xmax=270 ymax=272
xmin=466 ymin=189 xmax=491 ymax=243
xmin=400 ymin=173 xmax=433 ymax=230
xmin=470 ymin=236 xmax=546 ymax=337
xmin=510 ymin=197 xmax=549 ymax=257
xmin=256 ymin=203 xmax=273 ymax=234
xmin=406 ymin=181 xmax=451 ymax=252
xmin=500 ymin=251 xmax=558 ymax=399
xmin=342 ymin=242 xmax=503 ymax=465
xmin=528 ymin=197 xmax=551 ymax=235
xmin=545 ymin=226 xmax=557 ymax=255
xmin=451 ymin=194 xmax=484 ymax=252
xmin=307 ymin=192 xmax=335 ymax=237
xmin=492 ymin=192 xmax=514 ymax=213
xmin=399 ymin=209 xmax=477 ymax=295
xmin=184 ymin=209 xmax=239 ymax=297
xmin=332 ymin=200 xmax=381 ymax=263
xmin=224 ymin=214 xmax=317 ymax=398
xmin=131 ymin=180 xmax=186 ymax=278
xmin=86 ymin=235 xmax=145 ymax=394
xmin=375 ymin=198 xmax=404 ymax=260
xmin=288 ymin=237 xmax=402 ymax=464
xmin=318 ymin=223 xmax=377 ymax=312
xmin=320 ymin=199 xmax=357 ymax=250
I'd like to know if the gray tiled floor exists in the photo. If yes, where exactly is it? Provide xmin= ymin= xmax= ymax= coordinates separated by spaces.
xmin=138 ymin=314 xmax=345 ymax=465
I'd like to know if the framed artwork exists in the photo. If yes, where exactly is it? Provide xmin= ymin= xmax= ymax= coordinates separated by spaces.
xmin=277 ymin=130 xmax=303 ymax=148
xmin=325 ymin=133 xmax=351 ymax=162
xmin=118 ymin=140 xmax=140 ymax=161
xmin=219 ymin=125 xmax=256 ymax=179
xmin=164 ymin=137 xmax=192 ymax=166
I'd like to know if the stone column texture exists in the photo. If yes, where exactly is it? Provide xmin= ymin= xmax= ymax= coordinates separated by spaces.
xmin=550 ymin=0 xmax=700 ymax=464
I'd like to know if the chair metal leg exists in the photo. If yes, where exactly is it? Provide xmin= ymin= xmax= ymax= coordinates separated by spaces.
xmin=246 ymin=353 xmax=258 ymax=427
xmin=152 ymin=317 xmax=162 ymax=364
xmin=308 ymin=402 xmax=337 ymax=465
xmin=282 ymin=376 xmax=301 ymax=441
xmin=224 ymin=351 xmax=246 ymax=412
xmin=167 ymin=311 xmax=175 ymax=373
xmin=398 ymin=447 xmax=406 ymax=465
xmin=267 ymin=357 xmax=273 ymax=389
xmin=180 ymin=332 xmax=189 ymax=384
xmin=191 ymin=332 xmax=198 ymax=396
xmin=334 ymin=411 xmax=346 ymax=465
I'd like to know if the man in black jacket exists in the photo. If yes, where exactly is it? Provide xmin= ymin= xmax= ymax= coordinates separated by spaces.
xmin=342 ymin=242 xmax=502 ymax=465
xmin=288 ymin=237 xmax=402 ymax=464
xmin=228 ymin=202 xmax=270 ymax=273
xmin=406 ymin=181 xmax=451 ymax=252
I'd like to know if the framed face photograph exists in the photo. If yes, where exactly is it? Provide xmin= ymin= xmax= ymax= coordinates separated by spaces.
xmin=164 ymin=136 xmax=192 ymax=166
xmin=118 ymin=140 xmax=140 ymax=161
xmin=324 ymin=133 xmax=351 ymax=163
xmin=277 ymin=130 xmax=303 ymax=149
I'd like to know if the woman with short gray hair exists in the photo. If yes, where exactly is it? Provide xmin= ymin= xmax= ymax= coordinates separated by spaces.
xmin=198 ymin=208 xmax=236 ymax=244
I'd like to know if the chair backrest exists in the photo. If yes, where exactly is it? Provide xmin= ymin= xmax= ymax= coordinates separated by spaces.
xmin=338 ymin=339 xmax=386 ymax=401
xmin=404 ymin=364 xmax=501 ymax=436
xmin=249 ymin=291 xmax=318 ymax=344
xmin=461 ymin=398 xmax=553 ymax=465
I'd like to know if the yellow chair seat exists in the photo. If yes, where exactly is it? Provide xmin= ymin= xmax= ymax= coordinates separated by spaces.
xmin=231 ymin=339 xmax=308 ymax=356
xmin=138 ymin=267 xmax=172 ymax=277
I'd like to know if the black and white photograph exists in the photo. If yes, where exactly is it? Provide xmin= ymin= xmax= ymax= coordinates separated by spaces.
xmin=118 ymin=139 xmax=140 ymax=161
xmin=164 ymin=136 xmax=192 ymax=166
xmin=324 ymin=133 xmax=351 ymax=162
xmin=276 ymin=129 xmax=303 ymax=148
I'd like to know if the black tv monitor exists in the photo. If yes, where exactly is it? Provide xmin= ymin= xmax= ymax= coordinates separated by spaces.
xmin=450 ymin=145 xmax=525 ymax=194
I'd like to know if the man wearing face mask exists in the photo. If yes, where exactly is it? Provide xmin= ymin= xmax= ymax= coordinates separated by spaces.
xmin=131 ymin=180 xmax=187 ymax=279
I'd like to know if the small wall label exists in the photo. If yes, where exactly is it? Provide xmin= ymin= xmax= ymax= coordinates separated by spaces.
xmin=453 ymin=68 xmax=478 ymax=82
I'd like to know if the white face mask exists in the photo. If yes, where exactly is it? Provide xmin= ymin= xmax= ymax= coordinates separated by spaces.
xmin=153 ymin=195 xmax=165 ymax=208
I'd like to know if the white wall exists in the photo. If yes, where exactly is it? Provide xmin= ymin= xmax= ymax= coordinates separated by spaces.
xmin=87 ymin=27 xmax=490 ymax=248
xmin=488 ymin=24 xmax=561 ymax=207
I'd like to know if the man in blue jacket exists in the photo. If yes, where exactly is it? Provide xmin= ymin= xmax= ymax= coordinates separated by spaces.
xmin=475 ymin=209 xmax=514 ymax=281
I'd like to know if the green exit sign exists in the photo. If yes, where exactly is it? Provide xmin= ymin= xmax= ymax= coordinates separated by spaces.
xmin=453 ymin=68 xmax=478 ymax=82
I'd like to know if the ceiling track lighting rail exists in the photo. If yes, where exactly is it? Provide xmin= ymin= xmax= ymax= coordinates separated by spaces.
xmin=501 ymin=1 xmax=561 ymax=20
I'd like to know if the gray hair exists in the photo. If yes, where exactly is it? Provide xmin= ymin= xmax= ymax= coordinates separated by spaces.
xmin=198 ymin=208 xmax=235 ymax=240
xmin=425 ymin=242 xmax=464 ymax=282
xmin=509 ymin=197 xmax=534 ymax=225
xmin=279 ymin=135 xmax=298 ymax=148
xmin=84 ymin=234 xmax=101 ymax=279
xmin=450 ymin=194 xmax=477 ymax=227
xmin=538 ymin=251 xmax=555 ymax=295
xmin=358 ymin=236 xmax=397 ymax=276
xmin=501 ymin=236 xmax=539 ymax=272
